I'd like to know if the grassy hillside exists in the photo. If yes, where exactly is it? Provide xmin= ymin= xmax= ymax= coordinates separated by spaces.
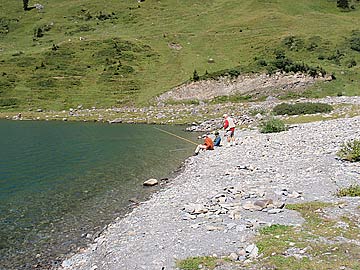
xmin=0 ymin=0 xmax=359 ymax=111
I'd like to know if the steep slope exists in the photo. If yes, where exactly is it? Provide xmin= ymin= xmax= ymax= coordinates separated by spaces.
xmin=0 ymin=0 xmax=359 ymax=110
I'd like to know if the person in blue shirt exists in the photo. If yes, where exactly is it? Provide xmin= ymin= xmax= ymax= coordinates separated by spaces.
xmin=213 ymin=131 xmax=221 ymax=147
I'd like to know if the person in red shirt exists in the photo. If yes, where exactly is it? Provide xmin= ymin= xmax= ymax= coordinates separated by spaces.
xmin=223 ymin=113 xmax=236 ymax=145
xmin=194 ymin=134 xmax=214 ymax=155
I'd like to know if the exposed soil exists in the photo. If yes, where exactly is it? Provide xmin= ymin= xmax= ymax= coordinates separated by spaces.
xmin=156 ymin=73 xmax=332 ymax=102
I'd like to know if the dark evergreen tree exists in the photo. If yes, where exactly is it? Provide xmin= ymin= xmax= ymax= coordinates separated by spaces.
xmin=337 ymin=0 xmax=350 ymax=9
xmin=192 ymin=70 xmax=199 ymax=81
xmin=23 ymin=0 xmax=29 ymax=10
xmin=23 ymin=0 xmax=35 ymax=11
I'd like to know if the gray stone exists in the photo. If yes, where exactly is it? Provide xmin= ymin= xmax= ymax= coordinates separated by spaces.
xmin=245 ymin=244 xmax=259 ymax=258
xmin=228 ymin=252 xmax=238 ymax=261
xmin=268 ymin=208 xmax=283 ymax=214
xmin=254 ymin=199 xmax=273 ymax=209
xmin=143 ymin=179 xmax=158 ymax=186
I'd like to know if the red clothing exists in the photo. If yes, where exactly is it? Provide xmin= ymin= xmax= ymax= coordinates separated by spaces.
xmin=204 ymin=137 xmax=214 ymax=150
xmin=224 ymin=119 xmax=229 ymax=130
xmin=224 ymin=117 xmax=235 ymax=133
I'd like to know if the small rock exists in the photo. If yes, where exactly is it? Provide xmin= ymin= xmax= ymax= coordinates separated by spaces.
xmin=238 ymin=249 xmax=246 ymax=256
xmin=245 ymin=244 xmax=259 ymax=258
xmin=243 ymin=202 xmax=263 ymax=211
xmin=143 ymin=178 xmax=158 ymax=186
xmin=206 ymin=226 xmax=223 ymax=231
xmin=61 ymin=260 xmax=72 ymax=268
xmin=228 ymin=252 xmax=238 ymax=261
xmin=254 ymin=199 xmax=273 ymax=209
xmin=268 ymin=208 xmax=283 ymax=214
xmin=288 ymin=191 xmax=302 ymax=198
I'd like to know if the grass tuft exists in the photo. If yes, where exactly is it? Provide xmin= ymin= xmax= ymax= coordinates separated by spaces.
xmin=259 ymin=117 xmax=287 ymax=133
xmin=176 ymin=256 xmax=218 ymax=270
xmin=336 ymin=185 xmax=360 ymax=197
xmin=337 ymin=139 xmax=360 ymax=162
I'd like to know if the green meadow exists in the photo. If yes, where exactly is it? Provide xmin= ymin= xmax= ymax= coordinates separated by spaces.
xmin=0 ymin=0 xmax=359 ymax=111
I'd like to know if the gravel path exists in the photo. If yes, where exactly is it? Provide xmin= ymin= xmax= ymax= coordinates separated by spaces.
xmin=59 ymin=116 xmax=360 ymax=270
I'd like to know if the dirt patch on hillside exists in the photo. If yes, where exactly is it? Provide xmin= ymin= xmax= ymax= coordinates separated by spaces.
xmin=157 ymin=73 xmax=332 ymax=102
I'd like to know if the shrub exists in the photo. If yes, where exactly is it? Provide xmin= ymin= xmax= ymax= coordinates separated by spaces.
xmin=0 ymin=98 xmax=18 ymax=107
xmin=337 ymin=0 xmax=350 ymax=9
xmin=177 ymin=256 xmax=217 ymax=270
xmin=0 ymin=17 xmax=10 ymax=36
xmin=307 ymin=36 xmax=322 ymax=51
xmin=282 ymin=36 xmax=304 ymax=51
xmin=200 ymin=67 xmax=241 ymax=81
xmin=327 ymin=49 xmax=344 ymax=65
xmin=273 ymin=102 xmax=333 ymax=116
xmin=257 ymin=59 xmax=268 ymax=66
xmin=259 ymin=117 xmax=287 ymax=133
xmin=336 ymin=185 xmax=360 ymax=197
xmin=33 ymin=23 xmax=53 ymax=39
xmin=337 ymin=139 xmax=360 ymax=162
xmin=349 ymin=30 xmax=360 ymax=52
xmin=347 ymin=59 xmax=357 ymax=68
xmin=268 ymin=50 xmax=326 ymax=77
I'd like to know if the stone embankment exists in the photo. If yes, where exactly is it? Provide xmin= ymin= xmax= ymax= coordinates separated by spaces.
xmin=59 ymin=115 xmax=360 ymax=270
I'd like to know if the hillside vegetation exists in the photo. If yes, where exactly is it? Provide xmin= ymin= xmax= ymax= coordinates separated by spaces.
xmin=0 ymin=0 xmax=359 ymax=111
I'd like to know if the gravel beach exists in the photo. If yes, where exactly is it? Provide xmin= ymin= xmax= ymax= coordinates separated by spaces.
xmin=59 ymin=115 xmax=360 ymax=270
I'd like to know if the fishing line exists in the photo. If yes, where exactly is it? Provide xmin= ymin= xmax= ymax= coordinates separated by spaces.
xmin=153 ymin=127 xmax=198 ymax=146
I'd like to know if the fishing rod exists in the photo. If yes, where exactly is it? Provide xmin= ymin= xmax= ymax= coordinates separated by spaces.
xmin=153 ymin=126 xmax=198 ymax=146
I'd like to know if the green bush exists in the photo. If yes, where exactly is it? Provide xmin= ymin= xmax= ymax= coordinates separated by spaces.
xmin=349 ymin=30 xmax=360 ymax=52
xmin=0 ymin=17 xmax=10 ymax=36
xmin=306 ymin=36 xmax=322 ymax=51
xmin=336 ymin=185 xmax=360 ymax=197
xmin=337 ymin=0 xmax=350 ymax=9
xmin=0 ymin=98 xmax=18 ymax=107
xmin=199 ymin=67 xmax=241 ymax=81
xmin=273 ymin=102 xmax=333 ymax=116
xmin=259 ymin=117 xmax=287 ymax=133
xmin=267 ymin=50 xmax=326 ymax=77
xmin=282 ymin=36 xmax=304 ymax=51
xmin=337 ymin=139 xmax=360 ymax=162
xmin=347 ymin=59 xmax=357 ymax=68
xmin=327 ymin=49 xmax=344 ymax=65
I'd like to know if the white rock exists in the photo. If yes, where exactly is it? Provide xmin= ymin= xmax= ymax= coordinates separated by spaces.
xmin=143 ymin=179 xmax=158 ymax=186
xmin=228 ymin=252 xmax=238 ymax=261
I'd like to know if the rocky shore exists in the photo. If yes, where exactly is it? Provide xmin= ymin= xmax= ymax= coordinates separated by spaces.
xmin=58 ymin=114 xmax=360 ymax=270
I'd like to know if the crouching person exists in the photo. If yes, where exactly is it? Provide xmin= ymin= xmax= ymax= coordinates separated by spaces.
xmin=194 ymin=134 xmax=214 ymax=155
xmin=213 ymin=131 xmax=221 ymax=146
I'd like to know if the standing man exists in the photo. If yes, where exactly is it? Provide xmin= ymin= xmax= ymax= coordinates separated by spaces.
xmin=223 ymin=114 xmax=236 ymax=146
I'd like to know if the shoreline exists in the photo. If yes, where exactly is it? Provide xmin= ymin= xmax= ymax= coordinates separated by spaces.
xmin=57 ymin=115 xmax=360 ymax=270
xmin=1 ymin=96 xmax=360 ymax=134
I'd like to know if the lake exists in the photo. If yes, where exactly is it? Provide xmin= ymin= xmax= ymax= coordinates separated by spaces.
xmin=0 ymin=120 xmax=199 ymax=269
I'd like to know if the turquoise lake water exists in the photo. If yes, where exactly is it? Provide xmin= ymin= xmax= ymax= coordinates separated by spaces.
xmin=0 ymin=120 xmax=198 ymax=269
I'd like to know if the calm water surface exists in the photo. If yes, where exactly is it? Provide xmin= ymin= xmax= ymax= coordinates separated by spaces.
xmin=0 ymin=120 xmax=198 ymax=269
